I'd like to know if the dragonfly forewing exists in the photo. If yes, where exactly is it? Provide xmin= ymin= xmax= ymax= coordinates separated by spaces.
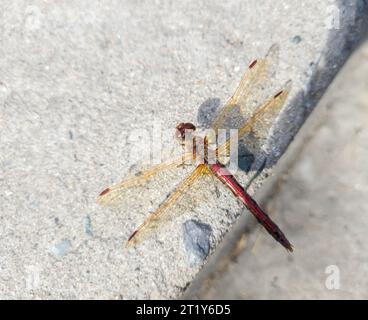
xmin=97 ymin=152 xmax=195 ymax=207
xmin=211 ymin=44 xmax=280 ymax=132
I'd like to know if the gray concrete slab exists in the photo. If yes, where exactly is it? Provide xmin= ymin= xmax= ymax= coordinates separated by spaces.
xmin=0 ymin=1 xmax=367 ymax=299
xmin=185 ymin=37 xmax=368 ymax=300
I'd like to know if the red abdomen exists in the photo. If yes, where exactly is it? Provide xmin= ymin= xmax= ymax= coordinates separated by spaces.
xmin=210 ymin=163 xmax=292 ymax=252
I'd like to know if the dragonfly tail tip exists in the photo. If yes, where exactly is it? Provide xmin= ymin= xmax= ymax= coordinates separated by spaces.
xmin=286 ymin=243 xmax=294 ymax=253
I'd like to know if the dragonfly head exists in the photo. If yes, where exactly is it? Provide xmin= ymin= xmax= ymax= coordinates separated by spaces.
xmin=175 ymin=122 xmax=196 ymax=142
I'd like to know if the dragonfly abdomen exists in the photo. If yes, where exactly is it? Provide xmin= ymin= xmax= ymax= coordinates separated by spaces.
xmin=209 ymin=163 xmax=293 ymax=252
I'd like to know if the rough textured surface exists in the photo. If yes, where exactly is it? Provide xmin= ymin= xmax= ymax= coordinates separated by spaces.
xmin=0 ymin=1 xmax=367 ymax=299
xmin=183 ymin=220 xmax=212 ymax=267
xmin=185 ymin=38 xmax=368 ymax=299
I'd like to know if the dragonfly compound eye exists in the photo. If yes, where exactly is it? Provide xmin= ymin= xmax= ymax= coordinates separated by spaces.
xmin=175 ymin=122 xmax=196 ymax=141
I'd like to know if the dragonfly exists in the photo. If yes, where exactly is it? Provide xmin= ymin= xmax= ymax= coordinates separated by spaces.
xmin=97 ymin=44 xmax=293 ymax=252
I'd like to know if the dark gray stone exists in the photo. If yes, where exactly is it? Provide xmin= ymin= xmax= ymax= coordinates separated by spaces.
xmin=183 ymin=220 xmax=212 ymax=267
xmin=83 ymin=216 xmax=93 ymax=237
xmin=291 ymin=35 xmax=302 ymax=44
xmin=51 ymin=239 xmax=71 ymax=257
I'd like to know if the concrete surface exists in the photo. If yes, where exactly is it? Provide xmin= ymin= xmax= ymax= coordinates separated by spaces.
xmin=185 ymin=38 xmax=368 ymax=300
xmin=0 ymin=1 xmax=367 ymax=299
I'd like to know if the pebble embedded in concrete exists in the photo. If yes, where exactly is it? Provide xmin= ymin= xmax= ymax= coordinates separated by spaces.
xmin=291 ymin=35 xmax=302 ymax=44
xmin=51 ymin=239 xmax=71 ymax=257
xmin=83 ymin=216 xmax=93 ymax=237
xmin=183 ymin=220 xmax=212 ymax=267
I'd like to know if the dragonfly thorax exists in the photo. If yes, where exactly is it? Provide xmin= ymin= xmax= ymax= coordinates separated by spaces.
xmin=176 ymin=123 xmax=221 ymax=165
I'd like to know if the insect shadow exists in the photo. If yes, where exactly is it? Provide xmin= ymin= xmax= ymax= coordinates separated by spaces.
xmin=197 ymin=97 xmax=257 ymax=174
xmin=196 ymin=97 xmax=221 ymax=129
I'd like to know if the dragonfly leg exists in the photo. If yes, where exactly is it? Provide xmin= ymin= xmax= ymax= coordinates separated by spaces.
xmin=244 ymin=157 xmax=267 ymax=190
